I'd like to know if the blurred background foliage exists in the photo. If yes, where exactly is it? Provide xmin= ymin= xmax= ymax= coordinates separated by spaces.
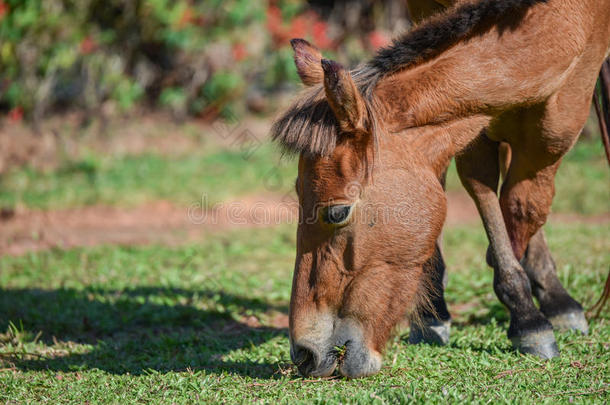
xmin=0 ymin=0 xmax=409 ymax=123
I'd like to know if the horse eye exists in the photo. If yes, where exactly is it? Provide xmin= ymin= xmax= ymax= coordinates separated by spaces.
xmin=321 ymin=204 xmax=353 ymax=225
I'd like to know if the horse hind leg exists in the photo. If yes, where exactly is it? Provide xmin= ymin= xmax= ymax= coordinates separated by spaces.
xmin=521 ymin=229 xmax=588 ymax=333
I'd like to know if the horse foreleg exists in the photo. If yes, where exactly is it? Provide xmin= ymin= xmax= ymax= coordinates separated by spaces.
xmin=499 ymin=137 xmax=589 ymax=336
xmin=456 ymin=134 xmax=558 ymax=359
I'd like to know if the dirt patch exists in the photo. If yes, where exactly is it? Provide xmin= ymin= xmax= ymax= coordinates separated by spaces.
xmin=0 ymin=124 xmax=59 ymax=174
xmin=0 ymin=194 xmax=296 ymax=256
xmin=1 ymin=191 xmax=607 ymax=256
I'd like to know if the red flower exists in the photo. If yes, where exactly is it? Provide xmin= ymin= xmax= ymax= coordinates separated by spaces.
xmin=312 ymin=20 xmax=332 ymax=49
xmin=0 ymin=1 xmax=8 ymax=20
xmin=8 ymin=107 xmax=23 ymax=123
xmin=80 ymin=36 xmax=97 ymax=55
xmin=232 ymin=43 xmax=247 ymax=62
xmin=266 ymin=6 xmax=334 ymax=49
xmin=287 ymin=15 xmax=307 ymax=40
xmin=368 ymin=31 xmax=390 ymax=50
xmin=178 ymin=7 xmax=194 ymax=28
xmin=266 ymin=5 xmax=282 ymax=33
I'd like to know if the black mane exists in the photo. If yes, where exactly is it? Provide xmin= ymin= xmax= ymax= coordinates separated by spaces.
xmin=371 ymin=0 xmax=546 ymax=75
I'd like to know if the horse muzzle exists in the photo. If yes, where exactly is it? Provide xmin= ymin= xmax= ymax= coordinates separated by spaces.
xmin=290 ymin=317 xmax=382 ymax=378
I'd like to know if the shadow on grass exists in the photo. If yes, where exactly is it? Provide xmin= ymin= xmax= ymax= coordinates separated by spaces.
xmin=0 ymin=287 xmax=289 ymax=378
xmin=451 ymin=301 xmax=509 ymax=327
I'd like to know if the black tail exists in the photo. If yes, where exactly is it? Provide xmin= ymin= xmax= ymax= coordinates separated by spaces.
xmin=589 ymin=58 xmax=610 ymax=319
xmin=589 ymin=269 xmax=610 ymax=319
xmin=370 ymin=0 xmax=548 ymax=75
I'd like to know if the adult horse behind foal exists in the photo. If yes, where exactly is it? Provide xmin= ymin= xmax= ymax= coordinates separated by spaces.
xmin=272 ymin=0 xmax=610 ymax=378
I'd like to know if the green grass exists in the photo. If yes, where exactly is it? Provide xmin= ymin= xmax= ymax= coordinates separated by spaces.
xmin=445 ymin=140 xmax=609 ymax=215
xmin=1 ymin=223 xmax=608 ymax=403
xmin=0 ymin=143 xmax=296 ymax=209
xmin=0 ymin=123 xmax=607 ymax=402
xmin=1 ymin=138 xmax=607 ymax=215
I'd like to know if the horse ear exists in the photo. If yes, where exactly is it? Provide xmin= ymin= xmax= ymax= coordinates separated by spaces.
xmin=321 ymin=59 xmax=367 ymax=133
xmin=291 ymin=38 xmax=323 ymax=86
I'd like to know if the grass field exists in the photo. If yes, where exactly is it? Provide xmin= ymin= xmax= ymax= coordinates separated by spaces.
xmin=0 ymin=223 xmax=608 ymax=403
xmin=0 ymin=143 xmax=295 ymax=210
xmin=0 ymin=125 xmax=608 ymax=403
xmin=1 ymin=134 xmax=608 ymax=215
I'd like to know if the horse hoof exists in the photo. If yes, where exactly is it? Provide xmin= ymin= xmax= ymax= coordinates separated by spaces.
xmin=510 ymin=330 xmax=560 ymax=359
xmin=409 ymin=318 xmax=450 ymax=345
xmin=548 ymin=311 xmax=589 ymax=335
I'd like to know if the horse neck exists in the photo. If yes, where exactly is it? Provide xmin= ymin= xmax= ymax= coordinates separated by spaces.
xmin=373 ymin=0 xmax=598 ymax=143
xmin=382 ymin=115 xmax=491 ymax=180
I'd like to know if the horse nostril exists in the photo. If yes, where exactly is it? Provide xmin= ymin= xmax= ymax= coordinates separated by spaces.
xmin=292 ymin=341 xmax=340 ymax=377
xmin=293 ymin=343 xmax=317 ymax=374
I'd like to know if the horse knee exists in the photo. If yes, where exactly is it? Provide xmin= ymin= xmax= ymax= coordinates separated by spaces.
xmin=485 ymin=245 xmax=496 ymax=268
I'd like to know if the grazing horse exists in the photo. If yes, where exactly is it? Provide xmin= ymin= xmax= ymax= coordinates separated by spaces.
xmin=272 ymin=0 xmax=610 ymax=378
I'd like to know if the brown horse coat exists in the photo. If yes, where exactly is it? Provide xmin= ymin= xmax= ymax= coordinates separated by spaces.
xmin=273 ymin=0 xmax=610 ymax=378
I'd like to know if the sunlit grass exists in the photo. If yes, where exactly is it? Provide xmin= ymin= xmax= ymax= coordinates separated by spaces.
xmin=0 ymin=223 xmax=608 ymax=403
xmin=0 ymin=143 xmax=296 ymax=210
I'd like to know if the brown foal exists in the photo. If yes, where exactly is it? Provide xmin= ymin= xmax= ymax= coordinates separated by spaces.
xmin=272 ymin=0 xmax=610 ymax=378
